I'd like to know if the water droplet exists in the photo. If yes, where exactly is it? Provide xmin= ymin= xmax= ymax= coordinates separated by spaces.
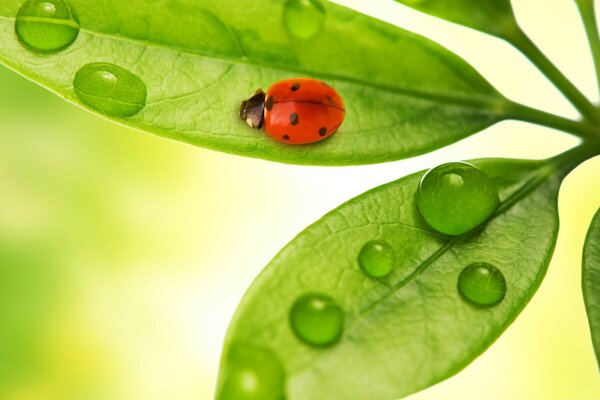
xmin=15 ymin=0 xmax=80 ymax=52
xmin=358 ymin=240 xmax=395 ymax=278
xmin=417 ymin=162 xmax=499 ymax=236
xmin=218 ymin=344 xmax=286 ymax=400
xmin=73 ymin=63 xmax=147 ymax=118
xmin=458 ymin=262 xmax=506 ymax=307
xmin=290 ymin=293 xmax=343 ymax=347
xmin=283 ymin=0 xmax=326 ymax=40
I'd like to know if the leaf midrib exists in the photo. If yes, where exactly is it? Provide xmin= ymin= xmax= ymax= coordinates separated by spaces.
xmin=354 ymin=165 xmax=548 ymax=320
xmin=349 ymin=147 xmax=593 ymax=327
xmin=15 ymin=16 xmax=81 ymax=29
xmin=0 ymin=15 xmax=508 ymax=115
xmin=286 ymin=166 xmax=548 ymax=375
xmin=286 ymin=148 xmax=590 ymax=376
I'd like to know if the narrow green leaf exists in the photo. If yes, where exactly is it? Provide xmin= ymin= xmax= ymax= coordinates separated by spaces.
xmin=219 ymin=149 xmax=588 ymax=399
xmin=394 ymin=0 xmax=516 ymax=37
xmin=0 ymin=0 xmax=506 ymax=165
xmin=583 ymin=207 xmax=600 ymax=368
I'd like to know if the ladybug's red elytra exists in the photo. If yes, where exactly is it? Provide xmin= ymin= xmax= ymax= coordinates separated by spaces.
xmin=239 ymin=78 xmax=345 ymax=144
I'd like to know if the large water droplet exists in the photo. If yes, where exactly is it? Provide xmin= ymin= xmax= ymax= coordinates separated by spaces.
xmin=283 ymin=0 xmax=325 ymax=40
xmin=358 ymin=240 xmax=395 ymax=278
xmin=290 ymin=293 xmax=343 ymax=347
xmin=458 ymin=262 xmax=506 ymax=307
xmin=73 ymin=63 xmax=147 ymax=118
xmin=15 ymin=0 xmax=80 ymax=52
xmin=417 ymin=162 xmax=499 ymax=236
xmin=218 ymin=344 xmax=286 ymax=400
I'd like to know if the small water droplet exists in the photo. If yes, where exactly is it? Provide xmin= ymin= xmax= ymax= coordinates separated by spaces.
xmin=218 ymin=344 xmax=286 ymax=400
xmin=290 ymin=293 xmax=343 ymax=347
xmin=358 ymin=240 xmax=395 ymax=278
xmin=15 ymin=0 xmax=80 ymax=52
xmin=283 ymin=0 xmax=326 ymax=40
xmin=73 ymin=63 xmax=147 ymax=118
xmin=458 ymin=262 xmax=506 ymax=307
xmin=417 ymin=162 xmax=499 ymax=236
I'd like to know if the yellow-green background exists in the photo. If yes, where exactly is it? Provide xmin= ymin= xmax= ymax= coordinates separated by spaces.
xmin=0 ymin=0 xmax=599 ymax=398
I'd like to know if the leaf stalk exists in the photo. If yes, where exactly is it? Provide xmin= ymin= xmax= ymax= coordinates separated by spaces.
xmin=507 ymin=26 xmax=600 ymax=125
xmin=506 ymin=101 xmax=598 ymax=139
xmin=575 ymin=0 xmax=600 ymax=99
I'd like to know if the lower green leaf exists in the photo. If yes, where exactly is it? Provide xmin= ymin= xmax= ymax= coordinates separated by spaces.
xmin=218 ymin=150 xmax=587 ymax=399
xmin=583 ymin=207 xmax=600 ymax=369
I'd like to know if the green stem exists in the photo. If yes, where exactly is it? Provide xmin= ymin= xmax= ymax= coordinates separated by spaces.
xmin=548 ymin=140 xmax=600 ymax=173
xmin=506 ymin=101 xmax=598 ymax=139
xmin=507 ymin=27 xmax=600 ymax=124
xmin=576 ymin=0 xmax=600 ymax=97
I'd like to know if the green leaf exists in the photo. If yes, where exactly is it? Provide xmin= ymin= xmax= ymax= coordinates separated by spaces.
xmin=0 ymin=0 xmax=507 ymax=165
xmin=582 ymin=207 xmax=600 ymax=369
xmin=218 ymin=149 xmax=588 ymax=399
xmin=394 ymin=0 xmax=517 ymax=38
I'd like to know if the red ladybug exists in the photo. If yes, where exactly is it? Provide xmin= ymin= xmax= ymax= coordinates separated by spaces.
xmin=239 ymin=78 xmax=345 ymax=144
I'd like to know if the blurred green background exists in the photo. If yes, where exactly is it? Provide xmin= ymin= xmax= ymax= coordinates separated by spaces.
xmin=0 ymin=0 xmax=600 ymax=399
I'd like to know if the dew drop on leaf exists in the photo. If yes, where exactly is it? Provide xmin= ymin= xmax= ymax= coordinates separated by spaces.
xmin=416 ymin=162 xmax=500 ymax=236
xmin=457 ymin=262 xmax=506 ymax=307
xmin=358 ymin=240 xmax=395 ymax=278
xmin=283 ymin=0 xmax=326 ymax=40
xmin=290 ymin=293 xmax=343 ymax=347
xmin=15 ymin=0 xmax=80 ymax=52
xmin=217 ymin=344 xmax=286 ymax=400
xmin=73 ymin=63 xmax=147 ymax=118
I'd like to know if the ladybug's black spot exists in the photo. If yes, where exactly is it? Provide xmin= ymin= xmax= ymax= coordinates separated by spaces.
xmin=319 ymin=127 xmax=327 ymax=137
xmin=265 ymin=96 xmax=274 ymax=111
xmin=326 ymin=95 xmax=339 ymax=107
xmin=290 ymin=112 xmax=299 ymax=126
xmin=291 ymin=82 xmax=301 ymax=91
xmin=283 ymin=135 xmax=290 ymax=140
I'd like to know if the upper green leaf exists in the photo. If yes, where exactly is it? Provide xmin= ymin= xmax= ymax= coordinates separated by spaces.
xmin=394 ymin=0 xmax=517 ymax=38
xmin=218 ymin=150 xmax=587 ymax=399
xmin=0 ymin=0 xmax=507 ymax=165
xmin=583 ymin=206 xmax=600 ymax=369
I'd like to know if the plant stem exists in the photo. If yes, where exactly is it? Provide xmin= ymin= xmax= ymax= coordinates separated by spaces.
xmin=506 ymin=101 xmax=598 ymax=139
xmin=576 ymin=0 xmax=600 ymax=97
xmin=550 ymin=140 xmax=600 ymax=169
xmin=507 ymin=27 xmax=600 ymax=124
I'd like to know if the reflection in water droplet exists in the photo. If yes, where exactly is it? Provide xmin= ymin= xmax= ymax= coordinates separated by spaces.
xmin=458 ymin=262 xmax=506 ymax=307
xmin=15 ymin=0 xmax=80 ymax=52
xmin=358 ymin=240 xmax=395 ymax=278
xmin=283 ymin=0 xmax=325 ymax=40
xmin=218 ymin=344 xmax=286 ymax=400
xmin=443 ymin=173 xmax=464 ymax=188
xmin=73 ymin=63 xmax=147 ymax=118
xmin=290 ymin=293 xmax=343 ymax=347
xmin=417 ymin=162 xmax=499 ymax=236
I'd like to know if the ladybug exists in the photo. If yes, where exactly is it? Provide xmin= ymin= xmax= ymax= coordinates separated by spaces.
xmin=239 ymin=78 xmax=345 ymax=144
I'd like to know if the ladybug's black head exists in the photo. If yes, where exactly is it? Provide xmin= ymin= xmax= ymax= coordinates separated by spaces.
xmin=240 ymin=89 xmax=266 ymax=129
